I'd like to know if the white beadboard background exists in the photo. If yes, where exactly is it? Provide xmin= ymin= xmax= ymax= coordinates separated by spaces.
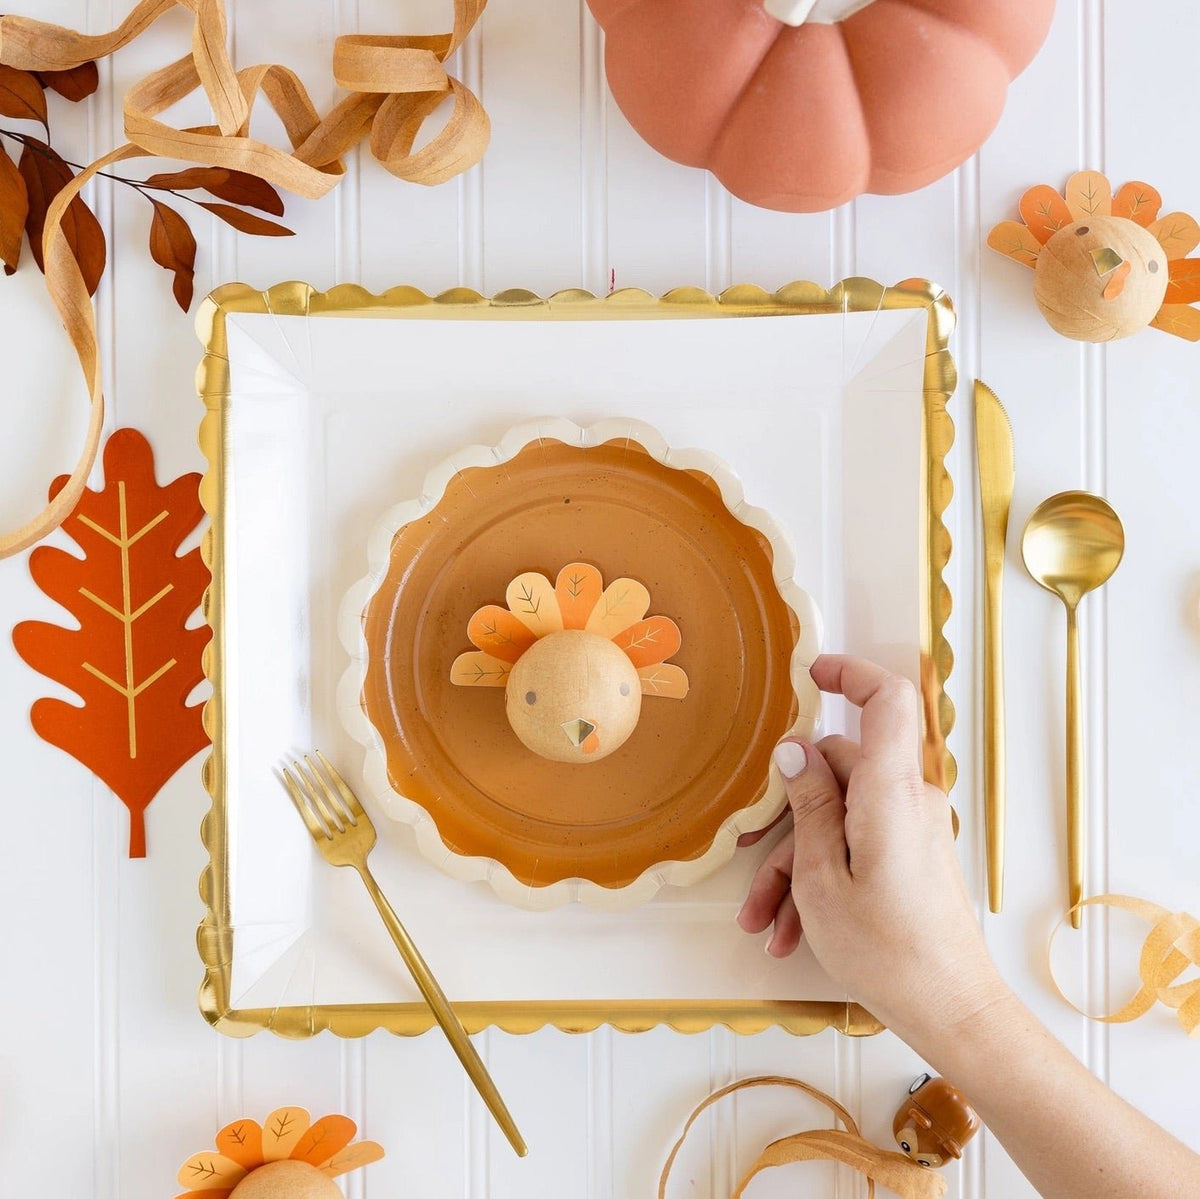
xmin=2 ymin=2 xmax=1199 ymax=1196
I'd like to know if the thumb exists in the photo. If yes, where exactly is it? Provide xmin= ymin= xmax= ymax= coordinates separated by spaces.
xmin=773 ymin=739 xmax=849 ymax=883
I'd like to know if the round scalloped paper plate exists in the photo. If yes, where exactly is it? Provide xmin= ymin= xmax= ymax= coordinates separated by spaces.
xmin=337 ymin=419 xmax=821 ymax=909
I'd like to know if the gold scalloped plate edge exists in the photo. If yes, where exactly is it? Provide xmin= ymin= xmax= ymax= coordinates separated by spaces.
xmin=336 ymin=415 xmax=822 ymax=911
xmin=194 ymin=278 xmax=956 ymax=1038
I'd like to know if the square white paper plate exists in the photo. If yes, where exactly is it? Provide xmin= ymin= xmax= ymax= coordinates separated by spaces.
xmin=196 ymin=282 xmax=954 ymax=1036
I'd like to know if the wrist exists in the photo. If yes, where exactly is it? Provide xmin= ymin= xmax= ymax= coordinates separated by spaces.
xmin=883 ymin=960 xmax=1018 ymax=1064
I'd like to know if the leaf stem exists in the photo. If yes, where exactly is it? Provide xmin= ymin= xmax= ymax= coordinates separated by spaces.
xmin=0 ymin=127 xmax=207 ymax=210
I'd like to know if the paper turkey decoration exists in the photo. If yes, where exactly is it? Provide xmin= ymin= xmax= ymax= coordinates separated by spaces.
xmin=175 ymin=1108 xmax=383 ymax=1199
xmin=586 ymin=0 xmax=1055 ymax=212
xmin=451 ymin=562 xmax=689 ymax=763
xmin=988 ymin=171 xmax=1200 ymax=342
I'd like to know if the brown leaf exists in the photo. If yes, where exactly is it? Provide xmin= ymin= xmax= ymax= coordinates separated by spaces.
xmin=0 ymin=65 xmax=48 ymax=127
xmin=17 ymin=137 xmax=106 ymax=295
xmin=198 ymin=201 xmax=293 ymax=236
xmin=36 ymin=61 xmax=100 ymax=102
xmin=144 ymin=166 xmax=284 ymax=216
xmin=147 ymin=199 xmax=196 ymax=311
xmin=0 ymin=141 xmax=29 ymax=274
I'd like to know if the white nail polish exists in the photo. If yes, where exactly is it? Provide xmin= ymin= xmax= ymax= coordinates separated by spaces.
xmin=773 ymin=741 xmax=807 ymax=779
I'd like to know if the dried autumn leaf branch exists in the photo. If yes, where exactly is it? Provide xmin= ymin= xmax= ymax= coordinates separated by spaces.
xmin=0 ymin=62 xmax=291 ymax=312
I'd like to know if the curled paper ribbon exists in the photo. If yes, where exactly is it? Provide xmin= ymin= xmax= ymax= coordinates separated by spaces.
xmin=0 ymin=0 xmax=488 ymax=558
xmin=659 ymin=1076 xmax=947 ymax=1199
xmin=1050 ymin=894 xmax=1200 ymax=1037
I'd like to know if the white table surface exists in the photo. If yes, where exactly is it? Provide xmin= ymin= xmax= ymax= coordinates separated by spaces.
xmin=1 ymin=2 xmax=1197 ymax=1196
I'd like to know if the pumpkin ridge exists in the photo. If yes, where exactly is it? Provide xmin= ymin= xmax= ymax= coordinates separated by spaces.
xmin=841 ymin=0 xmax=1009 ymax=196
xmin=696 ymin=21 xmax=789 ymax=166
xmin=710 ymin=20 xmax=871 ymax=210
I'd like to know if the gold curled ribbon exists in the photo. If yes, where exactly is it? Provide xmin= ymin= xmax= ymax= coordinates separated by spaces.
xmin=1050 ymin=894 xmax=1200 ymax=1036
xmin=0 ymin=0 xmax=488 ymax=558
xmin=659 ymin=1075 xmax=947 ymax=1199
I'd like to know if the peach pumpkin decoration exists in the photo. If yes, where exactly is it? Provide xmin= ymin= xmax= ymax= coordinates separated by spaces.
xmin=586 ymin=0 xmax=1055 ymax=213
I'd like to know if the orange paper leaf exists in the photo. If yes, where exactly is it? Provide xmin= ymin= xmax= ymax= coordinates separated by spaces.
xmin=262 ymin=1107 xmax=311 ymax=1161
xmin=176 ymin=1153 xmax=247 ymax=1190
xmin=986 ymin=219 xmax=1042 ymax=269
xmin=214 ymin=1119 xmax=263 ymax=1169
xmin=1150 ymin=303 xmax=1200 ymax=341
xmin=1165 ymin=257 xmax=1200 ymax=304
xmin=1149 ymin=212 xmax=1200 ymax=260
xmin=12 ymin=428 xmax=211 ymax=857
xmin=320 ymin=1140 xmax=386 ymax=1178
xmin=467 ymin=605 xmax=539 ymax=662
xmin=1112 ymin=180 xmax=1162 ymax=227
xmin=613 ymin=616 xmax=682 ymax=668
xmin=1018 ymin=184 xmax=1072 ymax=243
xmin=1064 ymin=170 xmax=1112 ymax=220
xmin=290 ymin=1114 xmax=358 ymax=1167
xmin=555 ymin=562 xmax=603 ymax=629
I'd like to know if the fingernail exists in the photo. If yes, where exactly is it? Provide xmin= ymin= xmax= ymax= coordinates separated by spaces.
xmin=773 ymin=741 xmax=807 ymax=779
xmin=764 ymin=936 xmax=779 ymax=957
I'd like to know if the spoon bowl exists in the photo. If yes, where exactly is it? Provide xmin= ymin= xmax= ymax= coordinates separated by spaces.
xmin=1020 ymin=490 xmax=1124 ymax=927
xmin=1021 ymin=491 xmax=1125 ymax=608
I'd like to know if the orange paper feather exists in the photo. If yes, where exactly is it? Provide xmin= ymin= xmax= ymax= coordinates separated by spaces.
xmin=1112 ymin=180 xmax=1162 ymax=227
xmin=12 ymin=428 xmax=210 ymax=857
xmin=612 ymin=616 xmax=682 ymax=668
xmin=1019 ymin=184 xmax=1073 ymax=243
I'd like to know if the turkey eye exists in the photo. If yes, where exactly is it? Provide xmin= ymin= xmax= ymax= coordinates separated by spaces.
xmin=525 ymin=691 xmax=537 ymax=705
xmin=917 ymin=1159 xmax=932 ymax=1168
xmin=1148 ymin=259 xmax=1160 ymax=273
xmin=900 ymin=1142 xmax=911 ymax=1153
xmin=1076 ymin=225 xmax=1089 ymax=236
xmin=619 ymin=682 xmax=631 ymax=696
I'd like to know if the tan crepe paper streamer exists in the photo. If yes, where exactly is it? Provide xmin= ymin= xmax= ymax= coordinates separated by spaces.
xmin=0 ymin=0 xmax=488 ymax=558
xmin=1050 ymin=894 xmax=1200 ymax=1036
xmin=659 ymin=1076 xmax=947 ymax=1199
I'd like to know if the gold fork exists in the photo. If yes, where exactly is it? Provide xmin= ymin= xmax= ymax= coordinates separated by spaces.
xmin=280 ymin=752 xmax=528 ymax=1158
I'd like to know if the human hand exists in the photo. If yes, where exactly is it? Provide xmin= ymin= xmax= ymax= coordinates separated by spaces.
xmin=737 ymin=654 xmax=1008 ymax=1046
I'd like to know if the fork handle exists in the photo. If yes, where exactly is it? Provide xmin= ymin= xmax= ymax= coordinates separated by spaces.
xmin=355 ymin=862 xmax=528 ymax=1157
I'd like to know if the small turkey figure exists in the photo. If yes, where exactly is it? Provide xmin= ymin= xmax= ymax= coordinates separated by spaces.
xmin=452 ymin=562 xmax=689 ymax=763
xmin=989 ymin=171 xmax=1200 ymax=342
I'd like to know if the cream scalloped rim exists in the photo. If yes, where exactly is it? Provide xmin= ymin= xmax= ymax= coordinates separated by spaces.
xmin=336 ymin=417 xmax=822 ymax=911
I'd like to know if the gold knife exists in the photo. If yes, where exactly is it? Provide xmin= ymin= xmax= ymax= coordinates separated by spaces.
xmin=975 ymin=381 xmax=1014 ymax=913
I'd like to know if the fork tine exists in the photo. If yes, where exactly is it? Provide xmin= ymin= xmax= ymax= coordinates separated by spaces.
xmin=280 ymin=765 xmax=331 ymax=840
xmin=315 ymin=750 xmax=366 ymax=822
xmin=294 ymin=757 xmax=346 ymax=833
xmin=303 ymin=754 xmax=356 ymax=828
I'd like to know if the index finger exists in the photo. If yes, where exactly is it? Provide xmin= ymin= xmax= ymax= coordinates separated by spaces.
xmin=809 ymin=654 xmax=921 ymax=776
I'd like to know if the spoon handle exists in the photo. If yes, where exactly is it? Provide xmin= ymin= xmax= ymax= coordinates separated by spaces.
xmin=1065 ymin=606 xmax=1084 ymax=928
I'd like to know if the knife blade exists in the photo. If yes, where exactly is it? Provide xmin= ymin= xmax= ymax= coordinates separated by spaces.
xmin=975 ymin=380 xmax=1014 ymax=914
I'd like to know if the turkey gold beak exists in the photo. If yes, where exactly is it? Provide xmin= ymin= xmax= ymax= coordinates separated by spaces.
xmin=1091 ymin=247 xmax=1130 ymax=299
xmin=561 ymin=718 xmax=597 ymax=748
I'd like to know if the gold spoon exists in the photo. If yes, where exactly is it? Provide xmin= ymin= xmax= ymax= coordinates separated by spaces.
xmin=1021 ymin=491 xmax=1124 ymax=928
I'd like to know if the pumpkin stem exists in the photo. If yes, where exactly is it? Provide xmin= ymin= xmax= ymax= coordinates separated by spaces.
xmin=763 ymin=0 xmax=819 ymax=26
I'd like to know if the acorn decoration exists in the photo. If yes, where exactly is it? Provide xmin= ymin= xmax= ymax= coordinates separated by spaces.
xmin=893 ymin=1075 xmax=981 ymax=1169
xmin=989 ymin=171 xmax=1200 ymax=342
xmin=176 ymin=1107 xmax=383 ymax=1198
xmin=451 ymin=562 xmax=689 ymax=763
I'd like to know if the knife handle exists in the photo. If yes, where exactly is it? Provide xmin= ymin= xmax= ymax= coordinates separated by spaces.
xmin=982 ymin=570 xmax=1005 ymax=913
